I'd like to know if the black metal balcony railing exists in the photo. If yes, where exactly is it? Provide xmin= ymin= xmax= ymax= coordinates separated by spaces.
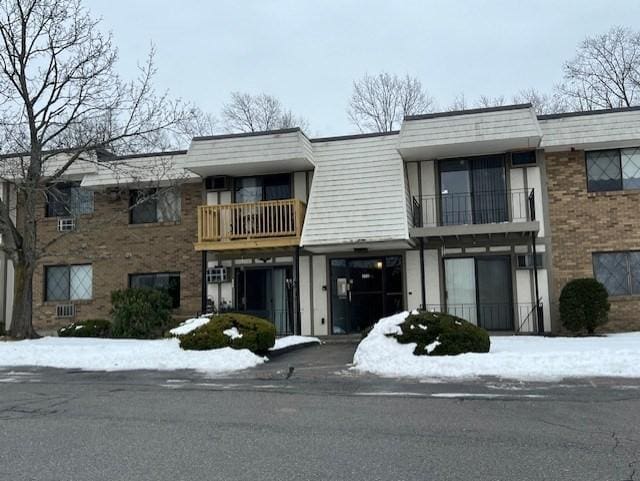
xmin=423 ymin=302 xmax=542 ymax=333
xmin=412 ymin=188 xmax=535 ymax=228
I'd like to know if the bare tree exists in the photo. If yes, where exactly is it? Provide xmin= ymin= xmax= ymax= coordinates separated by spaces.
xmin=475 ymin=95 xmax=506 ymax=109
xmin=348 ymin=72 xmax=434 ymax=132
xmin=512 ymin=88 xmax=568 ymax=115
xmin=0 ymin=0 xmax=195 ymax=338
xmin=221 ymin=92 xmax=308 ymax=133
xmin=558 ymin=26 xmax=640 ymax=110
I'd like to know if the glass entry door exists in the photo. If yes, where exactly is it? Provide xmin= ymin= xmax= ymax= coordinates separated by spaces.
xmin=444 ymin=255 xmax=514 ymax=330
xmin=235 ymin=266 xmax=293 ymax=335
xmin=330 ymin=256 xmax=403 ymax=334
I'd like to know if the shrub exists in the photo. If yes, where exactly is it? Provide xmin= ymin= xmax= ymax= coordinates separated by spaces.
xmin=111 ymin=288 xmax=173 ymax=338
xmin=390 ymin=311 xmax=490 ymax=356
xmin=178 ymin=313 xmax=276 ymax=354
xmin=560 ymin=278 xmax=610 ymax=334
xmin=58 ymin=319 xmax=112 ymax=338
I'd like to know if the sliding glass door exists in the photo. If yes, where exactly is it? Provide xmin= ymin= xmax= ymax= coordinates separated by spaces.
xmin=444 ymin=255 xmax=514 ymax=330
xmin=235 ymin=266 xmax=293 ymax=335
xmin=440 ymin=155 xmax=508 ymax=225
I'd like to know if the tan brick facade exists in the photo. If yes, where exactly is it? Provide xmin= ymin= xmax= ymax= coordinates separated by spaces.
xmin=546 ymin=150 xmax=640 ymax=331
xmin=32 ymin=183 xmax=203 ymax=331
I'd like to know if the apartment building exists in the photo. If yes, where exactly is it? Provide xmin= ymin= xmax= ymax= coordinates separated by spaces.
xmin=2 ymin=103 xmax=640 ymax=335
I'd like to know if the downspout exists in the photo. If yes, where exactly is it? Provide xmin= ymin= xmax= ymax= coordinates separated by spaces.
xmin=201 ymin=251 xmax=207 ymax=314
xmin=419 ymin=238 xmax=426 ymax=310
xmin=294 ymin=246 xmax=301 ymax=335
xmin=529 ymin=189 xmax=543 ymax=334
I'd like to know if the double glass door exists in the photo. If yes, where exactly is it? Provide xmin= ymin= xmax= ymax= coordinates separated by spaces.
xmin=444 ymin=256 xmax=513 ymax=330
xmin=330 ymin=257 xmax=403 ymax=334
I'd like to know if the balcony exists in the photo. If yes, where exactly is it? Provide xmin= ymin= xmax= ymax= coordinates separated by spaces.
xmin=195 ymin=198 xmax=306 ymax=251
xmin=410 ymin=188 xmax=539 ymax=241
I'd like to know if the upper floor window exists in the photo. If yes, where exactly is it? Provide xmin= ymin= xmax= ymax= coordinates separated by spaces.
xmin=129 ymin=272 xmax=180 ymax=308
xmin=593 ymin=251 xmax=640 ymax=296
xmin=234 ymin=174 xmax=291 ymax=203
xmin=45 ymin=264 xmax=93 ymax=301
xmin=46 ymin=183 xmax=94 ymax=217
xmin=129 ymin=188 xmax=181 ymax=224
xmin=586 ymin=147 xmax=640 ymax=192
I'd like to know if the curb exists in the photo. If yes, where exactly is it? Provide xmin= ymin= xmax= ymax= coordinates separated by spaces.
xmin=267 ymin=341 xmax=322 ymax=358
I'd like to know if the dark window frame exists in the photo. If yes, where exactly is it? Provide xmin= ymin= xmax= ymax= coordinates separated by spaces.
xmin=585 ymin=147 xmax=640 ymax=193
xmin=128 ymin=272 xmax=181 ymax=308
xmin=44 ymin=263 xmax=93 ymax=302
xmin=129 ymin=188 xmax=158 ymax=224
xmin=592 ymin=250 xmax=640 ymax=297
xmin=233 ymin=173 xmax=292 ymax=203
xmin=45 ymin=182 xmax=94 ymax=218
xmin=510 ymin=150 xmax=537 ymax=167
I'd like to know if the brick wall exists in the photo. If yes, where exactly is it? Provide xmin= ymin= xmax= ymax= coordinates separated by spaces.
xmin=33 ymin=183 xmax=203 ymax=331
xmin=546 ymin=150 xmax=640 ymax=331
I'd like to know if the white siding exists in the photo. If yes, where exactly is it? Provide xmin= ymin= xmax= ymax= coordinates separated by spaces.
xmin=540 ymin=110 xmax=640 ymax=151
xmin=425 ymin=249 xmax=441 ymax=306
xmin=293 ymin=171 xmax=308 ymax=202
xmin=399 ymin=106 xmax=542 ymax=159
xmin=299 ymin=256 xmax=312 ymax=335
xmin=81 ymin=153 xmax=199 ymax=188
xmin=312 ymin=255 xmax=328 ymax=335
xmin=185 ymin=130 xmax=314 ymax=176
xmin=301 ymin=135 xmax=410 ymax=247
xmin=405 ymin=250 xmax=422 ymax=311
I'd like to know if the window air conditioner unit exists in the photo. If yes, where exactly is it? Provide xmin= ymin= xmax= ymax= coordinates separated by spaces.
xmin=206 ymin=266 xmax=229 ymax=284
xmin=205 ymin=176 xmax=231 ymax=191
xmin=57 ymin=218 xmax=76 ymax=232
xmin=56 ymin=304 xmax=75 ymax=318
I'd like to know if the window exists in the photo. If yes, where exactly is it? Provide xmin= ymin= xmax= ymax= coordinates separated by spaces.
xmin=129 ymin=188 xmax=181 ymax=224
xmin=45 ymin=265 xmax=92 ymax=301
xmin=593 ymin=251 xmax=640 ymax=296
xmin=129 ymin=272 xmax=180 ymax=308
xmin=586 ymin=147 xmax=640 ymax=192
xmin=46 ymin=183 xmax=94 ymax=217
xmin=516 ymin=253 xmax=544 ymax=269
xmin=511 ymin=151 xmax=537 ymax=166
xmin=234 ymin=174 xmax=291 ymax=203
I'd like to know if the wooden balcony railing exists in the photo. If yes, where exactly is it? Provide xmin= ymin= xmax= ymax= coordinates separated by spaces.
xmin=196 ymin=198 xmax=306 ymax=250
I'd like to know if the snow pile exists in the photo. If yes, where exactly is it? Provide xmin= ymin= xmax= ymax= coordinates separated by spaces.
xmin=223 ymin=327 xmax=243 ymax=340
xmin=169 ymin=316 xmax=210 ymax=336
xmin=353 ymin=312 xmax=640 ymax=381
xmin=271 ymin=335 xmax=321 ymax=351
xmin=0 ymin=337 xmax=264 ymax=373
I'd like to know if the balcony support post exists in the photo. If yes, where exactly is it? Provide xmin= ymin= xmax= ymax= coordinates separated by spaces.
xmin=419 ymin=238 xmax=426 ymax=310
xmin=201 ymin=251 xmax=208 ymax=315
xmin=293 ymin=246 xmax=302 ymax=335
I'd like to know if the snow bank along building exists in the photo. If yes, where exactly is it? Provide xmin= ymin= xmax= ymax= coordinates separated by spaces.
xmin=2 ymin=103 xmax=640 ymax=335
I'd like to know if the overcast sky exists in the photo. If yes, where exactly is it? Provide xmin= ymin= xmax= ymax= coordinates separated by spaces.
xmin=86 ymin=0 xmax=640 ymax=137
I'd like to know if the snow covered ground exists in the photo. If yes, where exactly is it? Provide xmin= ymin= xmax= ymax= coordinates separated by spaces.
xmin=353 ymin=312 xmax=640 ymax=381
xmin=271 ymin=335 xmax=321 ymax=351
xmin=0 ymin=337 xmax=264 ymax=373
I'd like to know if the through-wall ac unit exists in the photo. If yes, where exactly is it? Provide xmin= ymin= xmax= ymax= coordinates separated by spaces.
xmin=57 ymin=218 xmax=76 ymax=232
xmin=205 ymin=176 xmax=231 ymax=191
xmin=206 ymin=266 xmax=230 ymax=284
xmin=56 ymin=304 xmax=75 ymax=318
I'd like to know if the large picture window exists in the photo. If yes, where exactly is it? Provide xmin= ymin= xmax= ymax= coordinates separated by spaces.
xmin=586 ymin=147 xmax=640 ymax=192
xmin=593 ymin=251 xmax=640 ymax=296
xmin=129 ymin=188 xmax=181 ymax=224
xmin=46 ymin=183 xmax=94 ymax=217
xmin=129 ymin=272 xmax=180 ymax=308
xmin=45 ymin=265 xmax=93 ymax=301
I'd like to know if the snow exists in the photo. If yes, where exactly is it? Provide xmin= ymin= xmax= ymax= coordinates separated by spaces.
xmin=223 ymin=327 xmax=243 ymax=340
xmin=270 ymin=335 xmax=321 ymax=351
xmin=169 ymin=316 xmax=210 ymax=336
xmin=0 ymin=337 xmax=264 ymax=373
xmin=353 ymin=312 xmax=640 ymax=381
xmin=424 ymin=339 xmax=441 ymax=354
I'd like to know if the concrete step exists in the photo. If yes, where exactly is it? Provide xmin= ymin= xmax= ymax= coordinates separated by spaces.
xmin=316 ymin=334 xmax=362 ymax=345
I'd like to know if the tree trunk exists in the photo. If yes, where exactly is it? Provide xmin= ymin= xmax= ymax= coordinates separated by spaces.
xmin=8 ymin=260 xmax=39 ymax=339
